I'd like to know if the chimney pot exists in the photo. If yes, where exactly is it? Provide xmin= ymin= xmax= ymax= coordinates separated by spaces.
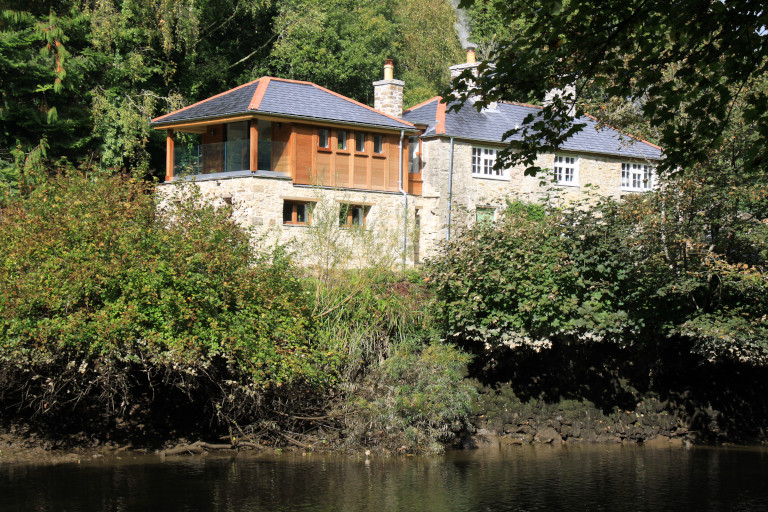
xmin=466 ymin=47 xmax=476 ymax=64
xmin=384 ymin=59 xmax=394 ymax=81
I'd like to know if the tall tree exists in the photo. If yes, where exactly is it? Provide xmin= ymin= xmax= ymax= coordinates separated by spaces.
xmin=0 ymin=7 xmax=92 ymax=197
xmin=452 ymin=0 xmax=768 ymax=177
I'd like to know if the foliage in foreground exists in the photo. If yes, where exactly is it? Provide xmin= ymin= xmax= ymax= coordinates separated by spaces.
xmin=427 ymin=186 xmax=768 ymax=366
xmin=0 ymin=172 xmax=477 ymax=451
xmin=0 ymin=172 xmax=339 ymax=434
xmin=348 ymin=341 xmax=477 ymax=454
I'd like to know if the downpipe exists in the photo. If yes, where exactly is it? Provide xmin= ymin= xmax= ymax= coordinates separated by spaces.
xmin=398 ymin=130 xmax=407 ymax=270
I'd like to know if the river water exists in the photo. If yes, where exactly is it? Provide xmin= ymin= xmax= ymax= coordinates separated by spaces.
xmin=3 ymin=444 xmax=768 ymax=511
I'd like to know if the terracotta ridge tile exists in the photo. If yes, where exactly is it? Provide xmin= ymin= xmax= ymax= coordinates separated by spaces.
xmin=403 ymin=96 xmax=441 ymax=113
xmin=248 ymin=77 xmax=271 ymax=110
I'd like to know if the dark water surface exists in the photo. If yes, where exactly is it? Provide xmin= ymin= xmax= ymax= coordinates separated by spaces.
xmin=3 ymin=444 xmax=768 ymax=511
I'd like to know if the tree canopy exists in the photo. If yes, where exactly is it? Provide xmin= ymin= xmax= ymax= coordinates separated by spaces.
xmin=0 ymin=0 xmax=465 ymax=193
xmin=453 ymin=0 xmax=768 ymax=177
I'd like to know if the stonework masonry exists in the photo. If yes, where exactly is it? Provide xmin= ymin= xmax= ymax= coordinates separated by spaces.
xmin=416 ymin=138 xmax=638 ymax=257
xmin=161 ymin=141 xmax=643 ymax=267
xmin=373 ymin=79 xmax=405 ymax=118
xmin=161 ymin=175 xmax=429 ymax=268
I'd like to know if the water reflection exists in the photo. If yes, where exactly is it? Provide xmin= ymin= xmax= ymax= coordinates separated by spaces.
xmin=3 ymin=445 xmax=768 ymax=511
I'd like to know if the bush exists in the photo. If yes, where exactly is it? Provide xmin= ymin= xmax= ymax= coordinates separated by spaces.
xmin=0 ymin=173 xmax=339 ymax=435
xmin=427 ymin=191 xmax=768 ymax=365
xmin=348 ymin=341 xmax=477 ymax=453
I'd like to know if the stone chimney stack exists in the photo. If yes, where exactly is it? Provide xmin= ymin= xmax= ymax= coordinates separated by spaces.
xmin=450 ymin=46 xmax=480 ymax=80
xmin=373 ymin=59 xmax=404 ymax=118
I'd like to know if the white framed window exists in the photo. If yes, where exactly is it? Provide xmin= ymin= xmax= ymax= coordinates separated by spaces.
xmin=553 ymin=155 xmax=578 ymax=186
xmin=471 ymin=147 xmax=506 ymax=179
xmin=621 ymin=162 xmax=655 ymax=191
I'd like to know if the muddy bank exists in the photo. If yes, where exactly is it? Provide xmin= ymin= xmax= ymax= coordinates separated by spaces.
xmin=466 ymin=393 xmax=717 ymax=449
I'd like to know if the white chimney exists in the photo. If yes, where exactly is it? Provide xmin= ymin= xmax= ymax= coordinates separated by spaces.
xmin=373 ymin=59 xmax=404 ymax=118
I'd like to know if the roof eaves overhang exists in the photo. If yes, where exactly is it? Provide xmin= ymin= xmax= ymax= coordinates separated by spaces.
xmin=151 ymin=110 xmax=418 ymax=134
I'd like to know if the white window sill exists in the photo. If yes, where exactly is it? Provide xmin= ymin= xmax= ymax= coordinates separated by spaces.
xmin=621 ymin=187 xmax=652 ymax=193
xmin=553 ymin=182 xmax=580 ymax=188
xmin=471 ymin=173 xmax=509 ymax=181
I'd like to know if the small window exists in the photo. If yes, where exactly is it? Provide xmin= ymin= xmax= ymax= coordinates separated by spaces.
xmin=318 ymin=128 xmax=329 ymax=148
xmin=373 ymin=135 xmax=383 ymax=154
xmin=283 ymin=200 xmax=314 ymax=225
xmin=621 ymin=162 xmax=654 ymax=191
xmin=554 ymin=155 xmax=578 ymax=185
xmin=337 ymin=130 xmax=347 ymax=150
xmin=476 ymin=207 xmax=495 ymax=223
xmin=339 ymin=204 xmax=369 ymax=228
xmin=355 ymin=132 xmax=366 ymax=152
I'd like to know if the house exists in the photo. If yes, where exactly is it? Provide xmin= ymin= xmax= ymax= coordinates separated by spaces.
xmin=151 ymin=51 xmax=662 ymax=265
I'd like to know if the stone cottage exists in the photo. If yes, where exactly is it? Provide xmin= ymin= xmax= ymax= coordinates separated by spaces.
xmin=151 ymin=51 xmax=662 ymax=265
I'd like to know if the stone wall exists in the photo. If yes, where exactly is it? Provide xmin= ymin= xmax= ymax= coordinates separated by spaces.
xmin=372 ymin=79 xmax=405 ymax=119
xmin=417 ymin=138 xmax=637 ymax=258
xmin=159 ymin=139 xmax=642 ymax=267
xmin=161 ymin=176 xmax=430 ymax=268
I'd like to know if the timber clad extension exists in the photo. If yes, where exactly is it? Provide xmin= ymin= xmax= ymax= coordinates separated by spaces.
xmin=151 ymin=77 xmax=417 ymax=192
xmin=152 ymin=53 xmax=662 ymax=264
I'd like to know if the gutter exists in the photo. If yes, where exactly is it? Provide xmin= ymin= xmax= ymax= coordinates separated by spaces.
xmin=446 ymin=136 xmax=454 ymax=242
xmin=398 ymin=130 xmax=407 ymax=270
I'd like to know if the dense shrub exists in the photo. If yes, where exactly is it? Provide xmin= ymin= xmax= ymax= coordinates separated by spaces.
xmin=0 ymin=173 xmax=340 ymax=434
xmin=347 ymin=341 xmax=477 ymax=453
xmin=427 ymin=187 xmax=768 ymax=366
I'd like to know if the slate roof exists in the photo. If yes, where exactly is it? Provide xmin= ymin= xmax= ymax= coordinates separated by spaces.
xmin=151 ymin=78 xmax=415 ymax=131
xmin=402 ymin=97 xmax=662 ymax=161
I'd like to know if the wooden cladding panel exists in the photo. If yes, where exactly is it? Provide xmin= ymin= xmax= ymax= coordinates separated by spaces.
xmin=294 ymin=125 xmax=313 ymax=185
xmin=353 ymin=156 xmax=368 ymax=188
xmin=387 ymin=136 xmax=401 ymax=192
xmin=316 ymin=152 xmax=332 ymax=186
xmin=371 ymin=157 xmax=386 ymax=190
xmin=335 ymin=156 xmax=350 ymax=188
xmin=272 ymin=122 xmax=292 ymax=174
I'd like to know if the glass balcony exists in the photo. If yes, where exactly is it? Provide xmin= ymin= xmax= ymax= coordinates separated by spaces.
xmin=173 ymin=139 xmax=289 ymax=178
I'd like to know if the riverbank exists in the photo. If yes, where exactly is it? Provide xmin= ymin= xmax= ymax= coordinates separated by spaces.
xmin=2 ymin=391 xmax=760 ymax=466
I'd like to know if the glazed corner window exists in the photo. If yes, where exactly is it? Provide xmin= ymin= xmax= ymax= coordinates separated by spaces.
xmin=318 ymin=128 xmax=329 ymax=148
xmin=471 ymin=147 xmax=503 ymax=178
xmin=409 ymin=136 xmax=420 ymax=174
xmin=355 ymin=132 xmax=366 ymax=152
xmin=621 ymin=162 xmax=654 ymax=191
xmin=337 ymin=130 xmax=348 ymax=150
xmin=554 ymin=155 xmax=578 ymax=185
xmin=339 ymin=204 xmax=369 ymax=228
xmin=283 ymin=200 xmax=314 ymax=225
xmin=373 ymin=135 xmax=384 ymax=154
xmin=476 ymin=207 xmax=495 ymax=223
